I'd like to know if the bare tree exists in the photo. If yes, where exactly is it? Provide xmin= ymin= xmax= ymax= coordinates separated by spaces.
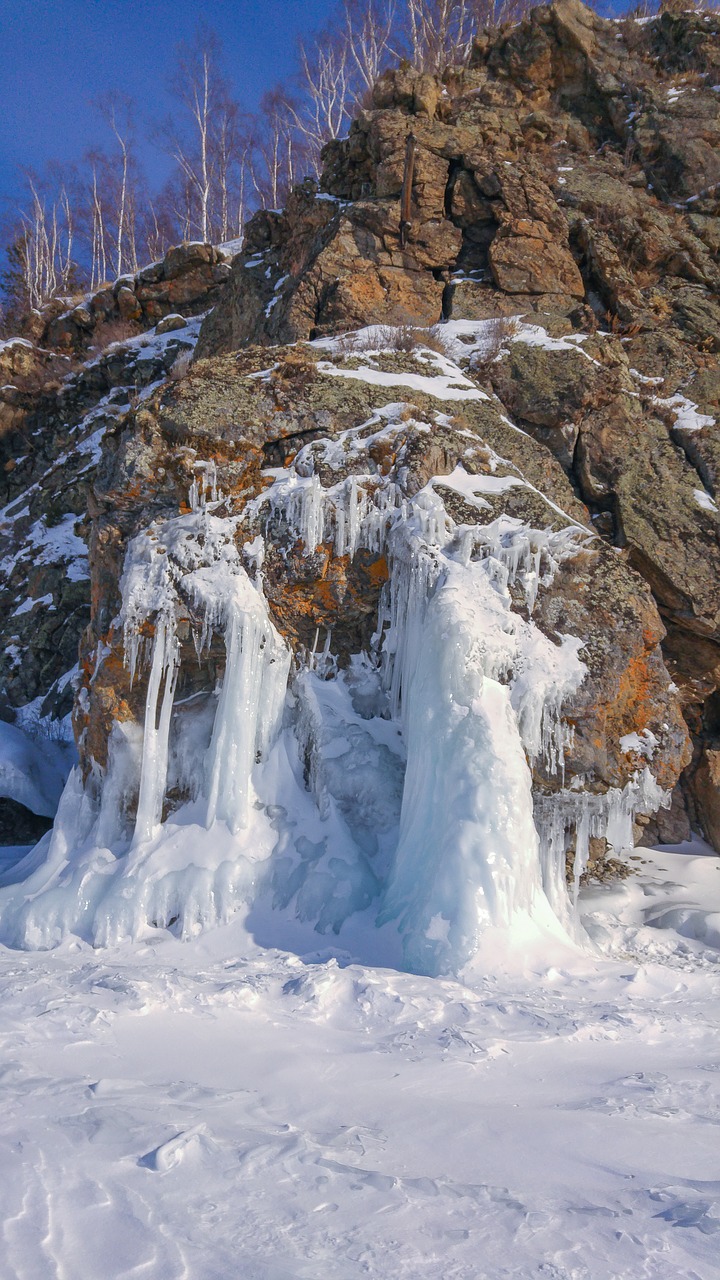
xmin=138 ymin=198 xmax=178 ymax=265
xmin=286 ymin=2 xmax=398 ymax=169
xmin=13 ymin=168 xmax=81 ymax=308
xmin=98 ymin=94 xmax=137 ymax=276
xmin=87 ymin=152 xmax=108 ymax=288
xmin=214 ymin=101 xmax=256 ymax=243
xmin=402 ymin=0 xmax=539 ymax=67
xmin=83 ymin=95 xmax=145 ymax=285
xmin=177 ymin=33 xmax=214 ymax=239
xmin=293 ymin=31 xmax=352 ymax=166
xmin=252 ymin=89 xmax=304 ymax=209
xmin=343 ymin=0 xmax=398 ymax=101
xmin=232 ymin=130 xmax=256 ymax=245
xmin=404 ymin=0 xmax=479 ymax=70
xmin=156 ymin=26 xmax=221 ymax=242
xmin=156 ymin=173 xmax=195 ymax=244
xmin=154 ymin=25 xmax=254 ymax=245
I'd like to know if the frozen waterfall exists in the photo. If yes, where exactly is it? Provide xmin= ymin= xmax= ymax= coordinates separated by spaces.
xmin=377 ymin=553 xmax=582 ymax=974
xmin=0 ymin=452 xmax=667 ymax=969
xmin=203 ymin=576 xmax=290 ymax=835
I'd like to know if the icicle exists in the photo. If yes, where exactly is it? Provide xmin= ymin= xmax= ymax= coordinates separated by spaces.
xmin=572 ymin=804 xmax=590 ymax=905
xmin=189 ymin=460 xmax=223 ymax=511
xmin=534 ymin=767 xmax=669 ymax=928
xmin=334 ymin=476 xmax=367 ymax=558
xmin=299 ymin=474 xmax=325 ymax=552
xmin=204 ymin=579 xmax=290 ymax=834
xmin=377 ymin=532 xmax=442 ymax=724
xmin=314 ymin=629 xmax=336 ymax=679
xmin=132 ymin=615 xmax=179 ymax=846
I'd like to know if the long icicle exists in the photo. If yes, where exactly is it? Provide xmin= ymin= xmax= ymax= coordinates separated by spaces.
xmin=132 ymin=616 xmax=179 ymax=846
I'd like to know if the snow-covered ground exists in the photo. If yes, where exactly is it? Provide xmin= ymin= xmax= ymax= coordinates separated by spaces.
xmin=0 ymin=842 xmax=718 ymax=1279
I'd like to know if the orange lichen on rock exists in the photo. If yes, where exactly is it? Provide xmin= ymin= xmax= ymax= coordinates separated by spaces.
xmin=75 ymin=641 xmax=144 ymax=774
xmin=264 ymin=546 xmax=389 ymax=661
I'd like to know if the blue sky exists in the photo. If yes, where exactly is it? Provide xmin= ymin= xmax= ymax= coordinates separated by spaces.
xmin=0 ymin=0 xmax=338 ymax=211
xmin=0 ymin=0 xmax=631 ymax=218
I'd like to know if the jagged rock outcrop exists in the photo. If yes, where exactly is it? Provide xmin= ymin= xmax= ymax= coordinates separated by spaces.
xmin=198 ymin=0 xmax=720 ymax=353
xmin=0 ymin=319 xmax=208 ymax=727
xmin=19 ymin=241 xmax=233 ymax=358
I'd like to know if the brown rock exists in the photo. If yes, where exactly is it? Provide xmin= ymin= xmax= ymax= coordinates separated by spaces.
xmin=156 ymin=313 xmax=188 ymax=335
xmin=197 ymin=194 xmax=454 ymax=355
xmin=575 ymin=397 xmax=720 ymax=639
xmin=643 ymin=783 xmax=692 ymax=845
xmin=162 ymin=241 xmax=215 ymax=280
xmin=371 ymin=67 xmax=442 ymax=119
xmin=117 ymin=287 xmax=142 ymax=323
xmin=450 ymin=170 xmax=493 ymax=228
xmin=489 ymin=234 xmax=585 ymax=297
xmin=532 ymin=533 xmax=690 ymax=791
xmin=490 ymin=337 xmax=603 ymax=427
xmin=689 ymin=747 xmax=720 ymax=851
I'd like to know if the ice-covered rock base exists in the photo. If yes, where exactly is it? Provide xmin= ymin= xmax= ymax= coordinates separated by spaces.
xmin=0 ymin=439 xmax=667 ymax=974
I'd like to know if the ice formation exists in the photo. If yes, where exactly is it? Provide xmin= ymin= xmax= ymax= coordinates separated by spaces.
xmin=0 ymin=422 xmax=669 ymax=972
xmin=377 ymin=555 xmax=575 ymax=974
xmin=535 ymin=769 xmax=667 ymax=913
xmin=202 ymin=574 xmax=289 ymax=834
xmin=132 ymin=615 xmax=179 ymax=845
xmin=0 ymin=721 xmax=73 ymax=820
xmin=117 ymin=504 xmax=291 ymax=840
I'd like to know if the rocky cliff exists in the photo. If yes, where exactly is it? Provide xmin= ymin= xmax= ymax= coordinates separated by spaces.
xmin=192 ymin=0 xmax=720 ymax=849
xmin=0 ymin=0 xmax=718 ymax=960
xmin=0 ymin=243 xmax=232 ymax=715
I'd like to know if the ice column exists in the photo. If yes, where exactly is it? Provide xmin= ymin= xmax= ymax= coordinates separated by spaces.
xmin=118 ymin=509 xmax=291 ymax=845
xmin=203 ymin=578 xmax=290 ymax=834
xmin=132 ymin=614 xmax=180 ymax=846
xmin=378 ymin=558 xmax=562 ymax=976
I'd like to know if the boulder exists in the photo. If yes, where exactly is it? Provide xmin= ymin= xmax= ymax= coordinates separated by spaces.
xmin=162 ymin=241 xmax=216 ymax=280
xmin=156 ymin=313 xmax=188 ymax=335
xmin=490 ymin=338 xmax=603 ymax=427
xmin=116 ymin=287 xmax=142 ymax=323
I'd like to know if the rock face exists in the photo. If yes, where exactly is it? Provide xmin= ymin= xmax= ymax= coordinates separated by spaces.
xmin=194 ymin=184 xmax=456 ymax=356
xmin=198 ymin=0 xmax=720 ymax=351
xmin=0 ymin=241 xmax=232 ymax=739
xmin=190 ymin=0 xmax=720 ymax=850
xmin=0 ymin=316 xmax=212 ymax=727
xmin=2 ymin=0 xmax=720 ymax=883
